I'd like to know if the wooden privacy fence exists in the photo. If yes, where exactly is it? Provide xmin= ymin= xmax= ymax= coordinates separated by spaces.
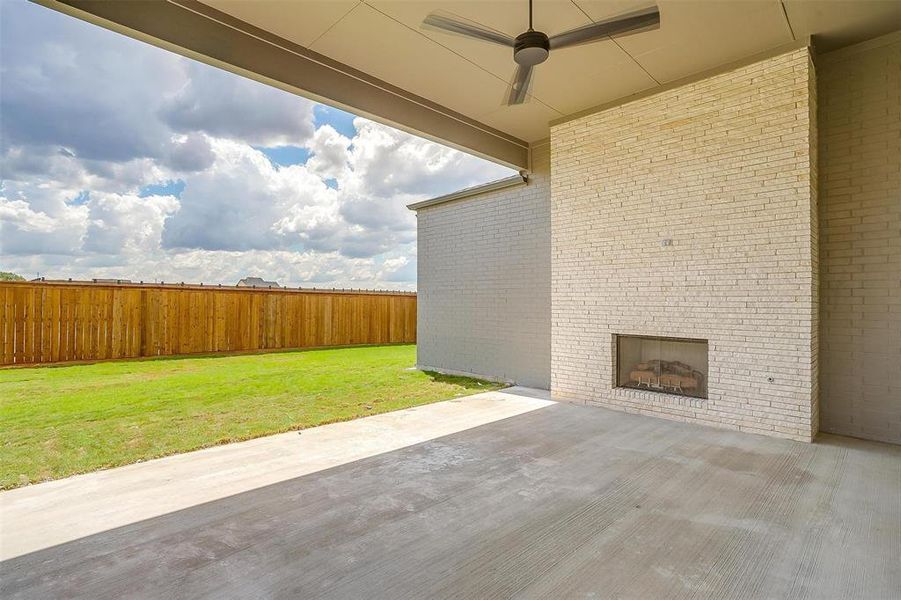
xmin=0 ymin=281 xmax=416 ymax=366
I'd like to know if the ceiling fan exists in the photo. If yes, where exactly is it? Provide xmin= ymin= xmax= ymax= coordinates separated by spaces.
xmin=423 ymin=1 xmax=660 ymax=105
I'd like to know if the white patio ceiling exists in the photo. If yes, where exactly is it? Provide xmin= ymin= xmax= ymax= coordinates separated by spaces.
xmin=198 ymin=0 xmax=901 ymax=142
xmin=37 ymin=0 xmax=901 ymax=168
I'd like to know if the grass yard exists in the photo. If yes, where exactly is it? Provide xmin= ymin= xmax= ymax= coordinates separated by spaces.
xmin=0 ymin=344 xmax=503 ymax=489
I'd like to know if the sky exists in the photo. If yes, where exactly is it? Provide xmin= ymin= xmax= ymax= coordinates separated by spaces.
xmin=0 ymin=0 xmax=513 ymax=290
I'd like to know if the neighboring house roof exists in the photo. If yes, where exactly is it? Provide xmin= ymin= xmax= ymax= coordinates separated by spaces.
xmin=237 ymin=277 xmax=281 ymax=288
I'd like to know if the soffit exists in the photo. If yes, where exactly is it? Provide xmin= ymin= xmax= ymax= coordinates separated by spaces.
xmin=197 ymin=1 xmax=899 ymax=143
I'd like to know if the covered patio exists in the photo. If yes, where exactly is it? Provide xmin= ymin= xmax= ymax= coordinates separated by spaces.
xmin=3 ymin=388 xmax=899 ymax=598
xmin=6 ymin=1 xmax=899 ymax=597
xmin=32 ymin=0 xmax=900 ymax=443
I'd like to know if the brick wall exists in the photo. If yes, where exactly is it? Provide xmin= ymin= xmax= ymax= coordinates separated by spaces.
xmin=818 ymin=33 xmax=901 ymax=444
xmin=414 ymin=143 xmax=551 ymax=388
xmin=550 ymin=48 xmax=818 ymax=441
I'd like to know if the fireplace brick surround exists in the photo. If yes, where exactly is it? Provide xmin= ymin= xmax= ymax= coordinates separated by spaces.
xmin=414 ymin=36 xmax=899 ymax=444
xmin=550 ymin=48 xmax=818 ymax=441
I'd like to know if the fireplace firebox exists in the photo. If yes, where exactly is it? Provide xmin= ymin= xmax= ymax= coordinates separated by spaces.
xmin=616 ymin=335 xmax=708 ymax=399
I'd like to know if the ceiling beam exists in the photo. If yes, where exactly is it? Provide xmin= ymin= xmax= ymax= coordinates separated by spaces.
xmin=33 ymin=0 xmax=530 ymax=170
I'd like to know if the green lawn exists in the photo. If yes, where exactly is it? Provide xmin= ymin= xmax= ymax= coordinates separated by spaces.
xmin=0 ymin=344 xmax=503 ymax=489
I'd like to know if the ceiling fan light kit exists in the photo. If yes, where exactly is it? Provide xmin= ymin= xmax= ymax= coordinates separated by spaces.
xmin=514 ymin=31 xmax=550 ymax=66
xmin=423 ymin=0 xmax=661 ymax=105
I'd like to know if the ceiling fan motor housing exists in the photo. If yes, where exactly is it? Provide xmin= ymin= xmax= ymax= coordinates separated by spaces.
xmin=513 ymin=30 xmax=550 ymax=66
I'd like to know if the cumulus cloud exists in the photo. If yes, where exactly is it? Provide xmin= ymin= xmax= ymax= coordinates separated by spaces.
xmin=159 ymin=62 xmax=316 ymax=147
xmin=305 ymin=125 xmax=351 ymax=179
xmin=0 ymin=2 xmax=182 ymax=164
xmin=0 ymin=198 xmax=63 ymax=234
xmin=0 ymin=0 xmax=514 ymax=288
xmin=344 ymin=119 xmax=510 ymax=198
xmin=83 ymin=193 xmax=179 ymax=255
xmin=161 ymin=139 xmax=339 ymax=252
xmin=0 ymin=190 xmax=88 ymax=256
xmin=164 ymin=134 xmax=215 ymax=172
xmin=0 ymin=1 xmax=315 ymax=169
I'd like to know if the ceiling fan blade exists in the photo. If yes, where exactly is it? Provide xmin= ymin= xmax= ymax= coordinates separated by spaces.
xmin=507 ymin=64 xmax=534 ymax=105
xmin=549 ymin=6 xmax=660 ymax=50
xmin=423 ymin=12 xmax=515 ymax=47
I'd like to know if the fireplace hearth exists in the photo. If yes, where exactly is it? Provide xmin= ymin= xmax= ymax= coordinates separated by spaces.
xmin=616 ymin=335 xmax=708 ymax=399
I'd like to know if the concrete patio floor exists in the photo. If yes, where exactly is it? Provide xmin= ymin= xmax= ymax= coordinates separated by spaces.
xmin=2 ymin=387 xmax=899 ymax=599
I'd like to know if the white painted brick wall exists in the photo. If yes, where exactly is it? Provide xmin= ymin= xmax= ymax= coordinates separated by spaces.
xmin=818 ymin=33 xmax=901 ymax=444
xmin=414 ymin=144 xmax=551 ymax=388
xmin=550 ymin=48 xmax=818 ymax=441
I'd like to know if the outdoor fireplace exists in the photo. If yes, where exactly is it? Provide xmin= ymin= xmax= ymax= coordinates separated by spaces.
xmin=616 ymin=335 xmax=708 ymax=399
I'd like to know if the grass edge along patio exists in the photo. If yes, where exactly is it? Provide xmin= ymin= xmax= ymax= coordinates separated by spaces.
xmin=0 ymin=344 xmax=503 ymax=489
